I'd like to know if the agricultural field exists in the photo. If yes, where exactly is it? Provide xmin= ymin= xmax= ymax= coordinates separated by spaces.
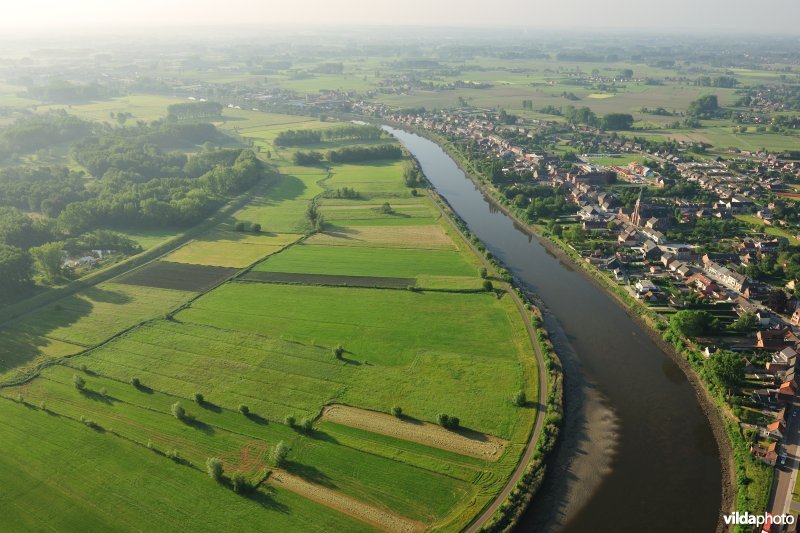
xmin=163 ymin=231 xmax=300 ymax=268
xmin=38 ymin=94 xmax=187 ymax=124
xmin=115 ymin=262 xmax=238 ymax=292
xmin=0 ymin=397 xmax=373 ymax=533
xmin=0 ymin=115 xmax=539 ymax=531
xmin=0 ymin=283 xmax=193 ymax=380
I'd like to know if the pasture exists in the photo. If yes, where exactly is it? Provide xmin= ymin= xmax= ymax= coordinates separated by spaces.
xmin=252 ymin=243 xmax=480 ymax=280
xmin=0 ymin=283 xmax=192 ymax=380
xmin=164 ymin=231 xmax=299 ymax=268
xmin=0 ymin=118 xmax=540 ymax=531
xmin=0 ymin=397 xmax=373 ymax=532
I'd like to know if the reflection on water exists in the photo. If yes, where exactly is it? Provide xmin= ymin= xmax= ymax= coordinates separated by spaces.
xmin=386 ymin=126 xmax=722 ymax=533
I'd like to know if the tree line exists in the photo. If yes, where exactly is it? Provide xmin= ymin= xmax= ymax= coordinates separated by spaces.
xmin=293 ymin=144 xmax=403 ymax=165
xmin=274 ymin=124 xmax=383 ymax=146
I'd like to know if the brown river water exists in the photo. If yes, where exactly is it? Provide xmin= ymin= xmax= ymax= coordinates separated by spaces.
xmin=387 ymin=127 xmax=722 ymax=533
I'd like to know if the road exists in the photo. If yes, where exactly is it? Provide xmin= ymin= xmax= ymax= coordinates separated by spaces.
xmin=425 ymin=190 xmax=550 ymax=532
xmin=768 ymin=398 xmax=800 ymax=531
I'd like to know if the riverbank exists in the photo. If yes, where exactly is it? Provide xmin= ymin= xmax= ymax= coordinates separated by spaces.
xmin=423 ymin=184 xmax=564 ymax=532
xmin=400 ymin=125 xmax=740 ymax=532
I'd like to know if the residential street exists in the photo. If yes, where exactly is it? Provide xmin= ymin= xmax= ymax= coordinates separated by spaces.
xmin=768 ymin=398 xmax=800 ymax=531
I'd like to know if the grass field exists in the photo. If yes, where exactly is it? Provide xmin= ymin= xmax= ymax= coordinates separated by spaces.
xmin=177 ymin=283 xmax=516 ymax=370
xmin=164 ymin=231 xmax=300 ymax=268
xmin=0 ymin=118 xmax=539 ymax=531
xmin=253 ymin=243 xmax=479 ymax=279
xmin=231 ymin=170 xmax=327 ymax=233
xmin=0 ymin=283 xmax=193 ymax=380
xmin=38 ymin=94 xmax=187 ymax=123
xmin=0 ymin=397 xmax=375 ymax=532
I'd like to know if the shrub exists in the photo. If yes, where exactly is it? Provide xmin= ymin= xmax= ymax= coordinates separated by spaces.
xmin=269 ymin=441 xmax=289 ymax=467
xmin=251 ymin=223 xmax=261 ymax=233
xmin=100 ymin=387 xmax=107 ymax=397
xmin=333 ymin=345 xmax=344 ymax=359
xmin=17 ymin=393 xmax=24 ymax=403
xmin=234 ymin=222 xmax=246 ymax=232
xmin=194 ymin=392 xmax=204 ymax=404
xmin=167 ymin=449 xmax=181 ymax=462
xmin=130 ymin=376 xmax=141 ymax=389
xmin=514 ymin=390 xmax=527 ymax=407
xmin=479 ymin=267 xmax=488 ymax=279
xmin=483 ymin=280 xmax=494 ymax=292
xmin=391 ymin=406 xmax=403 ymax=418
xmin=438 ymin=413 xmax=460 ymax=430
xmin=206 ymin=457 xmax=224 ymax=482
xmin=299 ymin=418 xmax=313 ymax=432
xmin=231 ymin=472 xmax=254 ymax=494
xmin=171 ymin=402 xmax=186 ymax=421
xmin=284 ymin=415 xmax=296 ymax=427
xmin=80 ymin=363 xmax=88 ymax=373
xmin=39 ymin=400 xmax=46 ymax=410
xmin=73 ymin=374 xmax=86 ymax=391
xmin=239 ymin=404 xmax=250 ymax=416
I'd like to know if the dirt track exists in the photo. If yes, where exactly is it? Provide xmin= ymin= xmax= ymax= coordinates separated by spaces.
xmin=322 ymin=404 xmax=506 ymax=461
xmin=270 ymin=470 xmax=424 ymax=533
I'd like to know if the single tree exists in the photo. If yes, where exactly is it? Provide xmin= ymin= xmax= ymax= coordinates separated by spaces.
xmin=231 ymin=472 xmax=253 ymax=493
xmin=269 ymin=441 xmax=289 ymax=467
xmin=284 ymin=415 xmax=296 ymax=427
xmin=194 ymin=392 xmax=204 ymax=404
xmin=391 ymin=406 xmax=403 ymax=418
xmin=73 ymin=374 xmax=86 ymax=391
xmin=30 ymin=242 xmax=64 ymax=282
xmin=206 ymin=457 xmax=224 ymax=482
xmin=251 ymin=223 xmax=261 ymax=233
xmin=706 ymin=351 xmax=745 ymax=398
xmin=130 ymin=376 xmax=141 ymax=389
xmin=171 ymin=402 xmax=186 ymax=421
xmin=513 ymin=390 xmax=527 ymax=407
xmin=333 ymin=345 xmax=344 ymax=359
xmin=239 ymin=404 xmax=250 ymax=416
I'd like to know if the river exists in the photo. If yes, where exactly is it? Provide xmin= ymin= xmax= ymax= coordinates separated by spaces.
xmin=386 ymin=127 xmax=722 ymax=533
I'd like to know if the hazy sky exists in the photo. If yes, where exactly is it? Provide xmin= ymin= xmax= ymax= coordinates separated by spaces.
xmin=2 ymin=0 xmax=799 ymax=34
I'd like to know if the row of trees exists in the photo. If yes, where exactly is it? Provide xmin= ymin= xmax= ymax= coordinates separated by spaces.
xmin=275 ymin=125 xmax=383 ymax=147
xmin=293 ymin=145 xmax=403 ymax=165
xmin=166 ymin=101 xmax=223 ymax=121
xmin=561 ymin=106 xmax=634 ymax=130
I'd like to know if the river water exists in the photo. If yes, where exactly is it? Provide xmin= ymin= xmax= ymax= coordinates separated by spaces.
xmin=386 ymin=127 xmax=722 ymax=533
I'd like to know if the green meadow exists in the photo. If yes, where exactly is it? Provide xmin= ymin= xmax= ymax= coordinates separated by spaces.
xmin=0 ymin=113 xmax=539 ymax=531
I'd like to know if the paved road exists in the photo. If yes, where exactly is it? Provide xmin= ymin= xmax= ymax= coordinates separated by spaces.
xmin=768 ymin=399 xmax=800 ymax=531
xmin=426 ymin=190 xmax=550 ymax=532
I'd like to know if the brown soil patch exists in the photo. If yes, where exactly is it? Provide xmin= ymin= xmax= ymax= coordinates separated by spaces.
xmin=321 ymin=404 xmax=506 ymax=461
xmin=270 ymin=470 xmax=424 ymax=533
xmin=306 ymin=225 xmax=454 ymax=250
xmin=114 ymin=261 xmax=238 ymax=292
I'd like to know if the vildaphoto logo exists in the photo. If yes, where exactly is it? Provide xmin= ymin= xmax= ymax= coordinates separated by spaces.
xmin=723 ymin=512 xmax=795 ymax=527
